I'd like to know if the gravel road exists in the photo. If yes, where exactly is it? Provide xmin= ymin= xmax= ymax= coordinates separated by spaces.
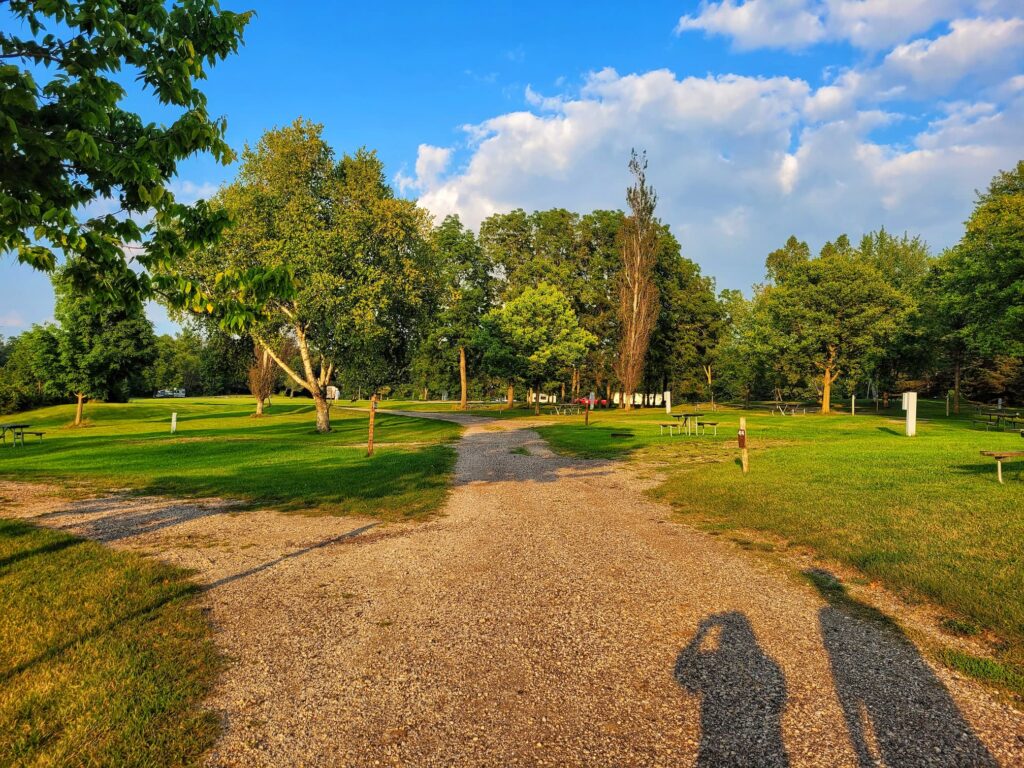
xmin=4 ymin=412 xmax=1022 ymax=766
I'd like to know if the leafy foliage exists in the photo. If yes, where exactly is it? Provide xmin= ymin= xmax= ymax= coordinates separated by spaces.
xmin=1 ymin=0 xmax=251 ymax=305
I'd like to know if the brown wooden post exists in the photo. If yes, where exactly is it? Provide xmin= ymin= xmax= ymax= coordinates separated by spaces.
xmin=739 ymin=416 xmax=749 ymax=474
xmin=367 ymin=393 xmax=378 ymax=457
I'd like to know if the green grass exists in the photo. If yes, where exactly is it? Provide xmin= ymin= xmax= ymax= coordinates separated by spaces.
xmin=0 ymin=397 xmax=462 ymax=520
xmin=0 ymin=518 xmax=219 ymax=766
xmin=536 ymin=400 xmax=1024 ymax=681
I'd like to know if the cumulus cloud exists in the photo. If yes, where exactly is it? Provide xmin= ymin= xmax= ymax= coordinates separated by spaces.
xmin=677 ymin=0 xmax=1019 ymax=51
xmin=408 ymin=66 xmax=1024 ymax=289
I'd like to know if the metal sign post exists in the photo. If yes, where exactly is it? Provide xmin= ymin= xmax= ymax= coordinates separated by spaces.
xmin=664 ymin=390 xmax=672 ymax=415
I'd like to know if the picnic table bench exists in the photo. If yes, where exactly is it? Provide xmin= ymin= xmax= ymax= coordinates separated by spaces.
xmin=672 ymin=412 xmax=705 ymax=435
xmin=696 ymin=420 xmax=719 ymax=436
xmin=659 ymin=422 xmax=680 ymax=436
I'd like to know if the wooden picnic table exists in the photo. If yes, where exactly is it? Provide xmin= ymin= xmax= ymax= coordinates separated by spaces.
xmin=673 ymin=412 xmax=705 ymax=435
xmin=1 ymin=423 xmax=32 ymax=447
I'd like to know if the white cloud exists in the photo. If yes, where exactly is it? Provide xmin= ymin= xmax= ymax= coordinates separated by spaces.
xmin=677 ymin=0 xmax=1020 ymax=51
xmin=805 ymin=17 xmax=1024 ymax=119
xmin=0 ymin=310 xmax=26 ymax=331
xmin=410 ymin=68 xmax=1024 ymax=289
xmin=677 ymin=0 xmax=826 ymax=50
xmin=168 ymin=180 xmax=219 ymax=202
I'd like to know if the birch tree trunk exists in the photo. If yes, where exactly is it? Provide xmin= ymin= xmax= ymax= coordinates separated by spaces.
xmin=74 ymin=392 xmax=85 ymax=426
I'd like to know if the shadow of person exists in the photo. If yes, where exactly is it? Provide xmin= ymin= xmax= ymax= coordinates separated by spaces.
xmin=675 ymin=611 xmax=790 ymax=767
xmin=811 ymin=571 xmax=998 ymax=767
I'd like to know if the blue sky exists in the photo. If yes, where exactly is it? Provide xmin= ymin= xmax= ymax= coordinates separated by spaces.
xmin=3 ymin=1 xmax=1023 ymax=336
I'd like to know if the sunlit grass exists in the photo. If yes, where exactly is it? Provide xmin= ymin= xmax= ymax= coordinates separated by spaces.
xmin=0 ymin=397 xmax=462 ymax=520
xmin=0 ymin=519 xmax=219 ymax=766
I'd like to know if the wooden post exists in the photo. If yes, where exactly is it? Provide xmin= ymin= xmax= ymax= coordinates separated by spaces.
xmin=171 ymin=412 xmax=177 ymax=434
xmin=946 ymin=393 xmax=950 ymax=417
xmin=367 ymin=394 xmax=377 ymax=456
xmin=739 ymin=417 xmax=749 ymax=474
xmin=851 ymin=394 xmax=855 ymax=416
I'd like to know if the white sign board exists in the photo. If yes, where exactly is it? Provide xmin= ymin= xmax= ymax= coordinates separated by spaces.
xmin=664 ymin=390 xmax=672 ymax=415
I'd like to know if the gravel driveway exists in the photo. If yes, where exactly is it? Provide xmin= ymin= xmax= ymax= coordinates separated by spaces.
xmin=5 ymin=413 xmax=1022 ymax=766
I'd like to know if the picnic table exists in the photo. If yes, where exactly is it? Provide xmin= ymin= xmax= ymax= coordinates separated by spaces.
xmin=976 ymin=411 xmax=1023 ymax=430
xmin=980 ymin=449 xmax=1024 ymax=484
xmin=673 ymin=412 xmax=705 ymax=435
xmin=0 ymin=423 xmax=41 ymax=447
xmin=773 ymin=402 xmax=807 ymax=415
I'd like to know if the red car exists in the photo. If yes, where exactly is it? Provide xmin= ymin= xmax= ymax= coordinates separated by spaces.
xmin=575 ymin=397 xmax=609 ymax=407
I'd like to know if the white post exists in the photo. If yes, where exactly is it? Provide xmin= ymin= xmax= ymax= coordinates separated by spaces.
xmin=171 ymin=412 xmax=177 ymax=434
xmin=851 ymin=394 xmax=856 ymax=416
xmin=664 ymin=390 xmax=672 ymax=415
xmin=902 ymin=392 xmax=917 ymax=437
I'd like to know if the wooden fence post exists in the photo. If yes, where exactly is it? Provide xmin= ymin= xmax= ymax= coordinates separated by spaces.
xmin=367 ymin=394 xmax=377 ymax=456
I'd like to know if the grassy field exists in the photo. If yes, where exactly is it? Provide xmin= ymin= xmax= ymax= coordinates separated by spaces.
xmin=0 ymin=397 xmax=462 ymax=520
xmin=537 ymin=401 xmax=1024 ymax=682
xmin=0 ymin=518 xmax=218 ymax=766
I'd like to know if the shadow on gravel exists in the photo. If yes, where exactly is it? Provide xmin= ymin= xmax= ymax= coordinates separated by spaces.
xmin=675 ymin=611 xmax=790 ymax=767
xmin=34 ymin=496 xmax=238 ymax=543
xmin=809 ymin=569 xmax=998 ymax=768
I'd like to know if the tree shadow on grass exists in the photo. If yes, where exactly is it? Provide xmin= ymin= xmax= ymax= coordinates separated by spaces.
xmin=674 ymin=611 xmax=790 ymax=767
xmin=807 ymin=569 xmax=998 ymax=767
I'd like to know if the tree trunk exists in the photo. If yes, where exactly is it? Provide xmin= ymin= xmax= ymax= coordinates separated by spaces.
xmin=74 ymin=392 xmax=85 ymax=426
xmin=313 ymin=394 xmax=331 ymax=433
xmin=367 ymin=393 xmax=377 ymax=456
xmin=953 ymin=354 xmax=961 ymax=415
xmin=458 ymin=345 xmax=468 ymax=410
xmin=255 ymin=397 xmax=265 ymax=417
xmin=606 ymin=381 xmax=611 ymax=405
xmin=534 ymin=381 xmax=541 ymax=415
xmin=507 ymin=383 xmax=515 ymax=410
xmin=422 ymin=386 xmax=428 ymax=401
xmin=561 ymin=381 xmax=566 ymax=403
xmin=624 ymin=389 xmax=633 ymax=411
xmin=821 ymin=367 xmax=834 ymax=414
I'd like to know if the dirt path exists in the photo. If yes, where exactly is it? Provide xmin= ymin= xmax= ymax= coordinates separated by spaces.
xmin=4 ymin=414 xmax=1023 ymax=766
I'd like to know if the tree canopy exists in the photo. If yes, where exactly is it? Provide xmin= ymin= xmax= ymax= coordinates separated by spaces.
xmin=1 ymin=0 xmax=251 ymax=305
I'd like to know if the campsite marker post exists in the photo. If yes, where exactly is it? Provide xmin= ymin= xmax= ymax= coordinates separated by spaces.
xmin=902 ymin=392 xmax=918 ymax=437
xmin=171 ymin=412 xmax=177 ymax=434
xmin=738 ymin=417 xmax=749 ymax=474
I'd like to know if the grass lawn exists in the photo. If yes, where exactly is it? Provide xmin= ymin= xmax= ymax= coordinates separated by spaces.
xmin=537 ymin=401 xmax=1024 ymax=682
xmin=0 ymin=397 xmax=462 ymax=520
xmin=0 ymin=518 xmax=218 ymax=766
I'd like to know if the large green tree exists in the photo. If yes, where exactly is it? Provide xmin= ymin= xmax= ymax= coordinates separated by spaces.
xmin=424 ymin=215 xmax=494 ymax=409
xmin=480 ymin=283 xmax=595 ymax=414
xmin=178 ymin=120 xmax=432 ymax=432
xmin=943 ymin=161 xmax=1024 ymax=359
xmin=2 ymin=0 xmax=251 ymax=304
xmin=50 ymin=265 xmax=156 ymax=424
xmin=755 ymin=241 xmax=907 ymax=413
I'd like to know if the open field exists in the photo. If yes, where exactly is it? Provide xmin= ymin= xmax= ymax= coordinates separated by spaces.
xmin=537 ymin=400 xmax=1024 ymax=679
xmin=0 ymin=518 xmax=218 ymax=766
xmin=0 ymin=397 xmax=461 ymax=520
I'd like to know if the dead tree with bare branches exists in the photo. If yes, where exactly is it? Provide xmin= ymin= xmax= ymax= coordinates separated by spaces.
xmin=247 ymin=342 xmax=278 ymax=417
xmin=614 ymin=150 xmax=660 ymax=411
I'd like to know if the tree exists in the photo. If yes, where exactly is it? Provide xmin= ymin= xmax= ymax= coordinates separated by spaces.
xmin=2 ymin=0 xmax=251 ymax=304
xmin=765 ymin=236 xmax=810 ymax=284
xmin=755 ymin=244 xmax=907 ymax=413
xmin=943 ymin=161 xmax=1024 ymax=359
xmin=481 ymin=284 xmax=595 ymax=414
xmin=427 ymin=216 xmax=494 ymax=410
xmin=177 ymin=120 xmax=432 ymax=432
xmin=247 ymin=343 xmax=278 ymax=417
xmin=50 ymin=265 xmax=156 ymax=424
xmin=0 ymin=325 xmax=60 ymax=414
xmin=615 ymin=150 xmax=660 ymax=410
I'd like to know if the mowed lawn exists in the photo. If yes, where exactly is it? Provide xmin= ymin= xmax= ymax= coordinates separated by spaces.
xmin=0 ymin=397 xmax=462 ymax=520
xmin=538 ymin=402 xmax=1024 ymax=672
xmin=0 ymin=519 xmax=219 ymax=766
